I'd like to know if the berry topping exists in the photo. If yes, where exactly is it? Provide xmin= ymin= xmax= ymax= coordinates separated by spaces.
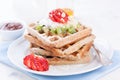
xmin=23 ymin=54 xmax=49 ymax=71
xmin=49 ymin=8 xmax=68 ymax=24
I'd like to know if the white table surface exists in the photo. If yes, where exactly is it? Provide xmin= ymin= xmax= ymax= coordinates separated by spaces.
xmin=0 ymin=0 xmax=120 ymax=80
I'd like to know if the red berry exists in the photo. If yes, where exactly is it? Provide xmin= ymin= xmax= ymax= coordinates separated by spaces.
xmin=49 ymin=12 xmax=56 ymax=22
xmin=38 ymin=57 xmax=49 ymax=71
xmin=23 ymin=54 xmax=49 ymax=71
xmin=49 ymin=8 xmax=68 ymax=23
xmin=34 ymin=57 xmax=44 ymax=71
xmin=23 ymin=54 xmax=34 ymax=69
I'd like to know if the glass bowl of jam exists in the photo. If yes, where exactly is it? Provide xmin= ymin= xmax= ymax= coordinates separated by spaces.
xmin=0 ymin=20 xmax=26 ymax=40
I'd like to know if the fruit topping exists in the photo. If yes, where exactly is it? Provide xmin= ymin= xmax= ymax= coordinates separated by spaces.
xmin=63 ymin=8 xmax=73 ymax=16
xmin=23 ymin=54 xmax=49 ymax=71
xmin=49 ymin=8 xmax=68 ymax=24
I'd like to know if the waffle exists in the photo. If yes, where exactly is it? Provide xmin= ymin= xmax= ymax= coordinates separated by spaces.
xmin=30 ymin=41 xmax=92 ymax=60
xmin=25 ymin=34 xmax=94 ymax=60
xmin=25 ymin=22 xmax=95 ymax=65
xmin=29 ymin=44 xmax=92 ymax=65
xmin=47 ymin=51 xmax=91 ymax=65
xmin=27 ymin=24 xmax=92 ymax=48
xmin=25 ymin=34 xmax=95 ymax=57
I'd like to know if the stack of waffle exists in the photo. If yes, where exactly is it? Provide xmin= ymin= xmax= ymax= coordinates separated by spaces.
xmin=25 ymin=24 xmax=95 ymax=65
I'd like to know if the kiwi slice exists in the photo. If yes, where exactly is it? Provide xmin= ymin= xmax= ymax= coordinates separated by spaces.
xmin=61 ymin=26 xmax=67 ymax=34
xmin=68 ymin=25 xmax=76 ymax=34
xmin=50 ymin=28 xmax=57 ymax=35
xmin=56 ymin=27 xmax=62 ymax=34
xmin=35 ymin=25 xmax=45 ymax=31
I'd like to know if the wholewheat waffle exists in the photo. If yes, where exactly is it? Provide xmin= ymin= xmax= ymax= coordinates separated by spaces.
xmin=25 ymin=34 xmax=95 ymax=57
xmin=30 ymin=41 xmax=92 ymax=61
xmin=27 ymin=24 xmax=92 ymax=48
xmin=29 ymin=45 xmax=92 ymax=65
xmin=26 ymin=34 xmax=93 ymax=61
xmin=46 ymin=51 xmax=91 ymax=65
xmin=25 ymin=22 xmax=95 ymax=65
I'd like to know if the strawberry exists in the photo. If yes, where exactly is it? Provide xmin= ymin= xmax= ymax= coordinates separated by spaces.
xmin=23 ymin=54 xmax=34 ymax=69
xmin=23 ymin=54 xmax=49 ymax=71
xmin=49 ymin=12 xmax=56 ymax=22
xmin=34 ymin=57 xmax=43 ymax=71
xmin=37 ymin=57 xmax=49 ymax=71
xmin=49 ymin=8 xmax=68 ymax=24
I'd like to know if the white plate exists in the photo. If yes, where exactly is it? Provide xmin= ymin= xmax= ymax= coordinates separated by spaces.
xmin=7 ymin=36 xmax=113 ymax=76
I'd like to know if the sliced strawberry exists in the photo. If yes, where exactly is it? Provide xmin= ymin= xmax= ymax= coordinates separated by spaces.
xmin=54 ymin=9 xmax=63 ymax=18
xmin=34 ymin=57 xmax=44 ymax=71
xmin=36 ymin=56 xmax=49 ymax=71
xmin=49 ymin=12 xmax=56 ymax=22
xmin=39 ymin=57 xmax=49 ymax=71
xmin=23 ymin=54 xmax=33 ymax=69
xmin=49 ymin=8 xmax=68 ymax=24
xmin=31 ymin=59 xmax=37 ymax=70
xmin=23 ymin=54 xmax=49 ymax=71
xmin=53 ymin=14 xmax=61 ymax=22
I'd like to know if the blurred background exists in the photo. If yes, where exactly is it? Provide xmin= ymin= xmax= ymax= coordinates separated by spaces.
xmin=0 ymin=0 xmax=120 ymax=49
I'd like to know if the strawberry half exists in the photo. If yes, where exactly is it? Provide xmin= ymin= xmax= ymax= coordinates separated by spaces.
xmin=23 ymin=54 xmax=49 ymax=71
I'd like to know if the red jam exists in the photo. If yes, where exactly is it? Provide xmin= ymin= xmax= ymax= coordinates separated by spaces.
xmin=1 ymin=22 xmax=23 ymax=31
